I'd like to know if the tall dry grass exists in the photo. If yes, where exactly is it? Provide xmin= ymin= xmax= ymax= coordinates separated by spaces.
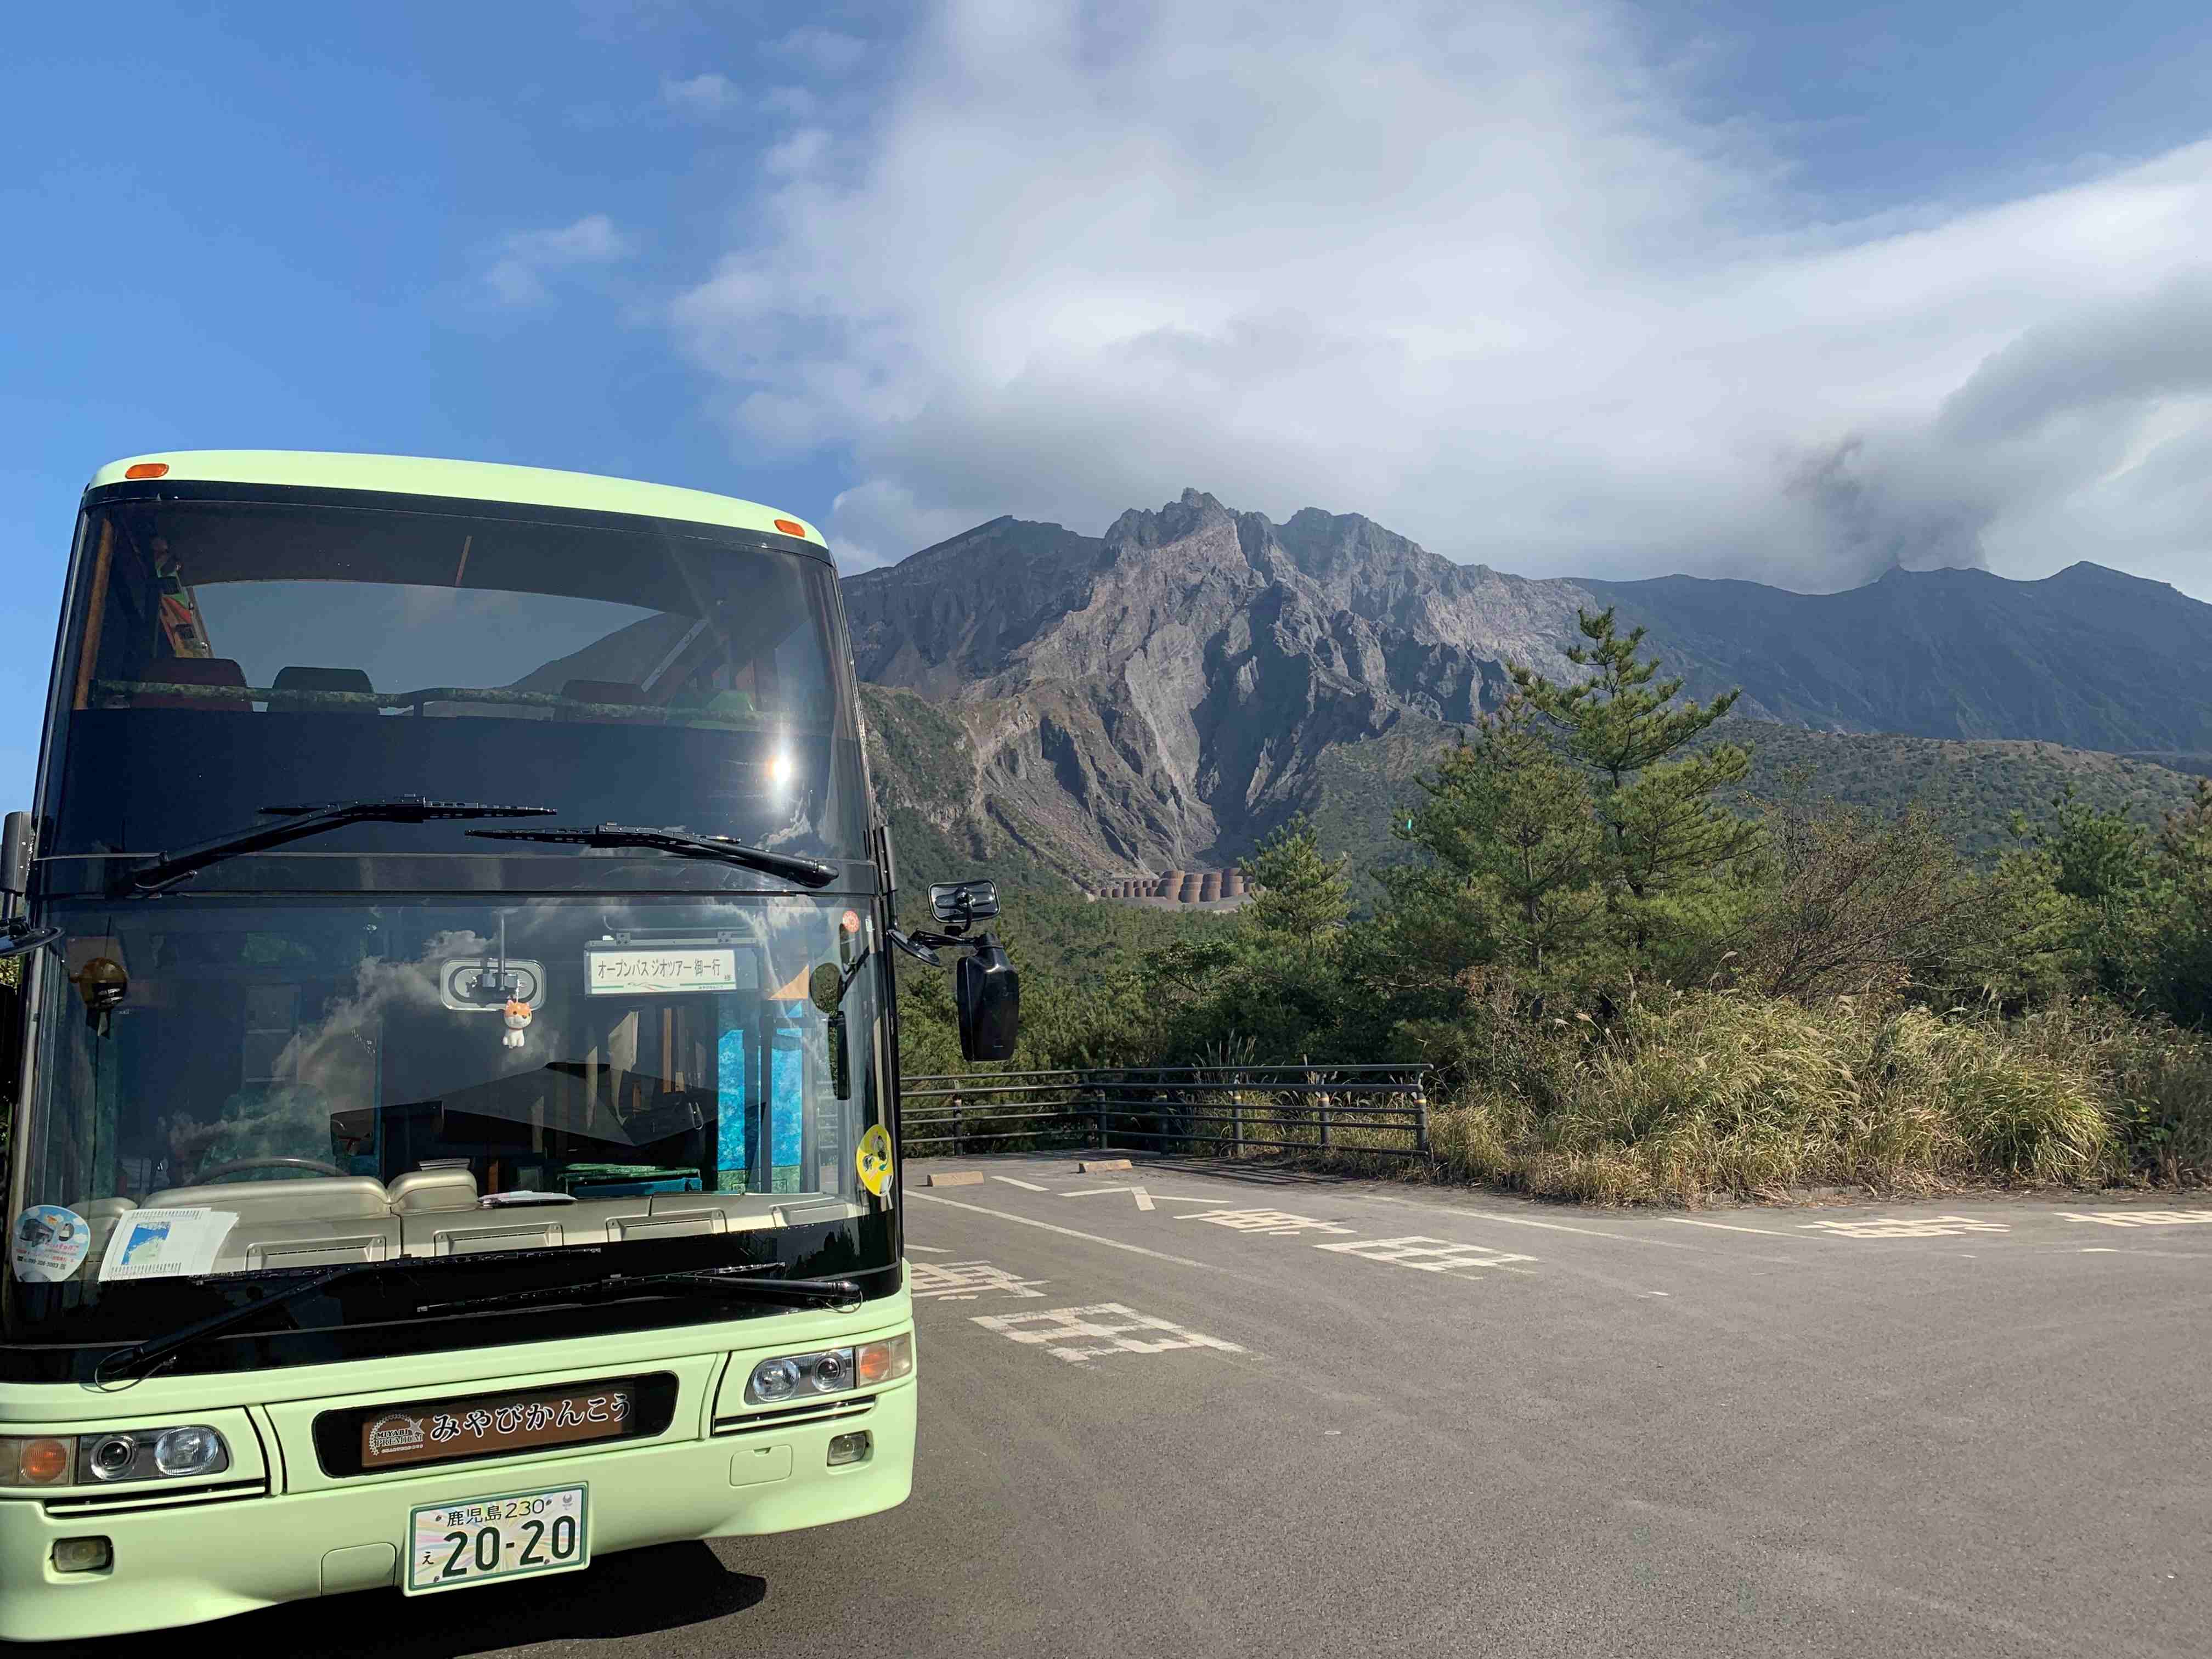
xmin=1419 ymin=992 xmax=2207 ymax=1205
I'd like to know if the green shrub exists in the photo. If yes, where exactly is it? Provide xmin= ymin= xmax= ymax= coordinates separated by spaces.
xmin=1412 ymin=991 xmax=2196 ymax=1204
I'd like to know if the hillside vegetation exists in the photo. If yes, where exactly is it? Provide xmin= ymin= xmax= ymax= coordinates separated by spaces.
xmin=1303 ymin=719 xmax=2204 ymax=892
xmin=872 ymin=610 xmax=2212 ymax=1201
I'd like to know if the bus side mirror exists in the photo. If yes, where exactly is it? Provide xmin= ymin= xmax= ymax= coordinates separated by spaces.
xmin=930 ymin=879 xmax=999 ymax=928
xmin=954 ymin=942 xmax=1019 ymax=1063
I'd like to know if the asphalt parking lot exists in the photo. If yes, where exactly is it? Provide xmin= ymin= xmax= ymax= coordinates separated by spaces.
xmin=74 ymin=1158 xmax=2212 ymax=1658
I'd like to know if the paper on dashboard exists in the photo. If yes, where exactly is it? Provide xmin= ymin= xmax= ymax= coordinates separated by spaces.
xmin=98 ymin=1208 xmax=240 ymax=1281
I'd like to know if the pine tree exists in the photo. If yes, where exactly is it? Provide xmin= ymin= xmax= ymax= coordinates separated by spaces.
xmin=1396 ymin=698 xmax=1604 ymax=978
xmin=2043 ymin=785 xmax=2150 ymax=910
xmin=2130 ymin=780 xmax=2212 ymax=1026
xmin=1238 ymin=814 xmax=1351 ymax=950
xmin=1508 ymin=608 xmax=1762 ymax=969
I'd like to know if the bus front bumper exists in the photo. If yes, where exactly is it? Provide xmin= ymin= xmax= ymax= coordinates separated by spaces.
xmin=0 ymin=1380 xmax=913 ymax=1644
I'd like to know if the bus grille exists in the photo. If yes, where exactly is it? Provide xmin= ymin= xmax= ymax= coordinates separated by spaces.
xmin=713 ymin=1394 xmax=877 ymax=1437
xmin=43 ymin=1477 xmax=269 ymax=1517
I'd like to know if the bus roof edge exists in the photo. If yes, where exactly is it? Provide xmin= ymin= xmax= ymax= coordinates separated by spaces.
xmin=85 ymin=450 xmax=826 ymax=546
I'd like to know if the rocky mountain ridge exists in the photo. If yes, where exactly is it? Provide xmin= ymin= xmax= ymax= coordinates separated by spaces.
xmin=845 ymin=489 xmax=2212 ymax=881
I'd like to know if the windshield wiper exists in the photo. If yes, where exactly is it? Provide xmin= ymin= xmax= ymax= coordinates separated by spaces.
xmin=91 ymin=1248 xmax=595 ymax=1384
xmin=410 ymin=1268 xmax=865 ymax=1319
xmin=121 ymin=797 xmax=558 ymax=893
xmin=465 ymin=823 xmax=837 ymax=889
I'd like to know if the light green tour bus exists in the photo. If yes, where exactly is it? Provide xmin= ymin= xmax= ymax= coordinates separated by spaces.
xmin=0 ymin=452 xmax=1020 ymax=1641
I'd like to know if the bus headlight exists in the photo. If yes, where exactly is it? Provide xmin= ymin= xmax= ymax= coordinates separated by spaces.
xmin=153 ymin=1425 xmax=227 ymax=1477
xmin=76 ymin=1425 xmax=230 ymax=1483
xmin=743 ymin=1336 xmax=910 ymax=1404
xmin=0 ymin=1427 xmax=232 ymax=1488
xmin=747 ymin=1357 xmax=805 ymax=1403
xmin=745 ymin=1347 xmax=856 ymax=1404
xmin=86 ymin=1435 xmax=137 ymax=1481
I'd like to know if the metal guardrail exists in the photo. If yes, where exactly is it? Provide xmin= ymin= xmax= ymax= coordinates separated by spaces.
xmin=899 ymin=1071 xmax=1090 ymax=1155
xmin=899 ymin=1063 xmax=1430 ymax=1160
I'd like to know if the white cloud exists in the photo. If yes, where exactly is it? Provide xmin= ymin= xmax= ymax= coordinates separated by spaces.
xmin=484 ymin=214 xmax=636 ymax=307
xmin=827 ymin=478 xmax=992 ymax=572
xmin=670 ymin=0 xmax=2212 ymax=597
xmin=662 ymin=71 xmax=738 ymax=118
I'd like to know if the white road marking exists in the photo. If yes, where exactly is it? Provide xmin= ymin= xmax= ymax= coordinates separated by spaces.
xmin=972 ymin=1302 xmax=1244 ymax=1363
xmin=1181 ymin=1207 xmax=1355 ymax=1237
xmin=1448 ymin=1211 xmax=1705 ymax=1251
xmin=1316 ymin=1235 xmax=1536 ymax=1274
xmin=1800 ymin=1216 xmax=2010 ymax=1239
xmin=908 ymin=1259 xmax=1047 ymax=1301
xmin=908 ymin=1191 xmax=1220 ymax=1272
xmin=1061 ymin=1185 xmax=1155 ymax=1210
xmin=990 ymin=1176 xmax=1049 ymax=1191
xmin=1668 ymin=1218 xmax=1798 ymax=1237
xmin=2059 ymin=1209 xmax=2212 ymax=1228
xmin=906 ymin=1243 xmax=952 ymax=1254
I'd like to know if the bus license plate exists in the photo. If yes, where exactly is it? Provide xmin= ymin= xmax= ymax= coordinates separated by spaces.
xmin=404 ymin=1484 xmax=589 ymax=1594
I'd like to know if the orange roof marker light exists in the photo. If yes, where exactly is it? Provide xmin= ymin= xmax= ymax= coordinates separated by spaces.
xmin=124 ymin=462 xmax=170 ymax=479
xmin=774 ymin=518 xmax=808 ymax=537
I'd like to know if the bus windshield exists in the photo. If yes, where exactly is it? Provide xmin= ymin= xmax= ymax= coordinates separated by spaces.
xmin=4 ymin=891 xmax=891 ymax=1363
xmin=41 ymin=492 xmax=868 ymax=886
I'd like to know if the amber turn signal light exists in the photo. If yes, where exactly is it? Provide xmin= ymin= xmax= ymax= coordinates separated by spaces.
xmin=772 ymin=518 xmax=808 ymax=537
xmin=123 ymin=462 xmax=170 ymax=479
xmin=15 ymin=1438 xmax=74 ymax=1485
xmin=855 ymin=1331 xmax=913 ymax=1386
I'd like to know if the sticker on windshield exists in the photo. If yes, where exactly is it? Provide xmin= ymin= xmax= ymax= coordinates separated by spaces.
xmin=585 ymin=946 xmax=755 ymax=997
xmin=856 ymin=1124 xmax=893 ymax=1197
xmin=12 ymin=1205 xmax=91 ymax=1283
xmin=98 ymin=1208 xmax=239 ymax=1282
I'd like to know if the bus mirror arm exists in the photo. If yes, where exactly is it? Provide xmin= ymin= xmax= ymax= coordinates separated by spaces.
xmin=888 ymin=924 xmax=985 ymax=963
xmin=887 ymin=927 xmax=945 ymax=968
xmin=0 ymin=921 xmax=61 ymax=960
xmin=885 ymin=919 xmax=1022 ymax=1064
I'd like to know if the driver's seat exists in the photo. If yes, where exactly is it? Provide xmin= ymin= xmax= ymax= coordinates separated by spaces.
xmin=195 ymin=1082 xmax=345 ymax=1179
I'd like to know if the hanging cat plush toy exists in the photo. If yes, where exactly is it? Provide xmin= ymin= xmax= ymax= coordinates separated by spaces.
xmin=501 ymin=997 xmax=532 ymax=1049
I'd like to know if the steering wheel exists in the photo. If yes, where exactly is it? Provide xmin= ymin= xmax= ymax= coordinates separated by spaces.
xmin=195 ymin=1156 xmax=349 ymax=1183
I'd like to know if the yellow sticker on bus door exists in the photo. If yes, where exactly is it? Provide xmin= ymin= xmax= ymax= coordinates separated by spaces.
xmin=855 ymin=1123 xmax=893 ymax=1196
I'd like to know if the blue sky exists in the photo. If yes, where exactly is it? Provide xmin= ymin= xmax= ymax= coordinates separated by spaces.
xmin=5 ymin=1 xmax=2212 ymax=800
